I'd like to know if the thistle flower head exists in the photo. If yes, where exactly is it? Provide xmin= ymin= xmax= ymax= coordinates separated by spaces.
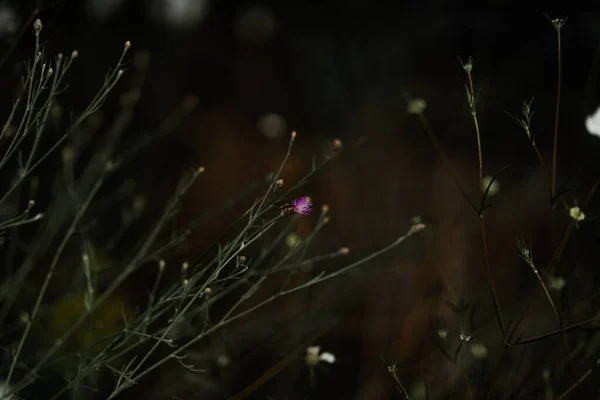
xmin=292 ymin=196 xmax=312 ymax=217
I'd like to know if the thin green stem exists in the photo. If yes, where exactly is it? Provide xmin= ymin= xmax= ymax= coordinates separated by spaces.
xmin=552 ymin=24 xmax=563 ymax=200
xmin=465 ymin=66 xmax=506 ymax=337
xmin=556 ymin=359 xmax=598 ymax=400
xmin=105 ymin=222 xmax=425 ymax=399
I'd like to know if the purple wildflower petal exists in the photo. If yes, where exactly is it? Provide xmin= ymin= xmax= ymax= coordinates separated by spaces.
xmin=292 ymin=196 xmax=312 ymax=216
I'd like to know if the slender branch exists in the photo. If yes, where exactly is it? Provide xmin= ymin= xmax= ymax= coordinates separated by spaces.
xmin=556 ymin=358 xmax=599 ymax=400
xmin=551 ymin=18 xmax=565 ymax=200
xmin=1 ymin=175 xmax=105 ymax=395
xmin=508 ymin=316 xmax=599 ymax=346
xmin=461 ymin=57 xmax=506 ymax=337
xmin=105 ymin=222 xmax=426 ymax=399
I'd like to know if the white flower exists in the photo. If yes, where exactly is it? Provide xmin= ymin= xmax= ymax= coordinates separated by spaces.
xmin=305 ymin=345 xmax=336 ymax=367
xmin=319 ymin=352 xmax=336 ymax=364
xmin=437 ymin=328 xmax=448 ymax=340
xmin=569 ymin=206 xmax=585 ymax=222
xmin=407 ymin=98 xmax=427 ymax=115
xmin=586 ymin=105 xmax=600 ymax=137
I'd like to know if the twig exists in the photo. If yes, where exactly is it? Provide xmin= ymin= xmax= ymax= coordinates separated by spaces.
xmin=104 ymin=222 xmax=426 ymax=399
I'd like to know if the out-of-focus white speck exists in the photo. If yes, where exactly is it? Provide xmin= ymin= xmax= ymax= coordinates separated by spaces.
xmin=234 ymin=6 xmax=278 ymax=44
xmin=586 ymin=105 xmax=600 ymax=137
xmin=149 ymin=0 xmax=208 ymax=29
xmin=257 ymin=112 xmax=286 ymax=139
xmin=470 ymin=342 xmax=488 ymax=359
xmin=482 ymin=175 xmax=500 ymax=197
xmin=216 ymin=354 xmax=229 ymax=368
xmin=0 ymin=3 xmax=18 ymax=36
xmin=319 ymin=352 xmax=336 ymax=364
xmin=548 ymin=275 xmax=566 ymax=291
xmin=285 ymin=233 xmax=301 ymax=249
xmin=437 ymin=328 xmax=448 ymax=340
xmin=86 ymin=0 xmax=126 ymax=20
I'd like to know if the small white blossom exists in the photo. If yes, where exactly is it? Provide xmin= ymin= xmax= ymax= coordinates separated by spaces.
xmin=305 ymin=345 xmax=336 ymax=367
xmin=407 ymin=98 xmax=427 ymax=115
xmin=569 ymin=206 xmax=585 ymax=222
xmin=319 ymin=352 xmax=336 ymax=364
xmin=437 ymin=328 xmax=448 ymax=340
xmin=586 ymin=105 xmax=600 ymax=137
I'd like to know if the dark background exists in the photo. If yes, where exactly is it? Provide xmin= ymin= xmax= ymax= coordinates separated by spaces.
xmin=2 ymin=2 xmax=600 ymax=399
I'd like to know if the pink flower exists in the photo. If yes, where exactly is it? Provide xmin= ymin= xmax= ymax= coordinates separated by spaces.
xmin=292 ymin=196 xmax=312 ymax=217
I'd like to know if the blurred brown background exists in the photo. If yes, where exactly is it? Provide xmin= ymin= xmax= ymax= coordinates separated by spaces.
xmin=2 ymin=2 xmax=600 ymax=399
